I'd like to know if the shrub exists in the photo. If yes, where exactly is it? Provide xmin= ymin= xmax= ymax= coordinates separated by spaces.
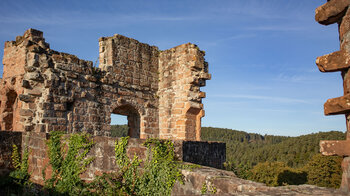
xmin=250 ymin=162 xmax=306 ymax=186
xmin=304 ymin=154 xmax=342 ymax=188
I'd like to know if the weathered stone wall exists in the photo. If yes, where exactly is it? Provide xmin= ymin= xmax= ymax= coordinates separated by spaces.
xmin=0 ymin=31 xmax=31 ymax=131
xmin=0 ymin=131 xmax=225 ymax=185
xmin=98 ymin=35 xmax=160 ymax=139
xmin=182 ymin=141 xmax=225 ymax=169
xmin=0 ymin=29 xmax=210 ymax=141
xmin=158 ymin=44 xmax=210 ymax=140
xmin=316 ymin=0 xmax=350 ymax=192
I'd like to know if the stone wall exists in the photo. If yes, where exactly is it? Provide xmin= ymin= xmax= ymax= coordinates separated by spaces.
xmin=158 ymin=44 xmax=210 ymax=140
xmin=0 ymin=29 xmax=210 ymax=141
xmin=316 ymin=0 xmax=350 ymax=192
xmin=0 ymin=131 xmax=225 ymax=185
xmin=98 ymin=35 xmax=160 ymax=139
xmin=182 ymin=141 xmax=225 ymax=169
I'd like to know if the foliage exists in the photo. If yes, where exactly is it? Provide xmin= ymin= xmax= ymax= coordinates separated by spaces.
xmin=304 ymin=154 xmax=342 ymax=188
xmin=202 ymin=127 xmax=345 ymax=187
xmin=43 ymin=131 xmax=94 ymax=195
xmin=89 ymin=137 xmax=184 ymax=196
xmin=111 ymin=124 xmax=128 ymax=137
xmin=201 ymin=127 xmax=345 ymax=178
xmin=9 ymin=144 xmax=30 ymax=186
xmin=138 ymin=138 xmax=183 ymax=195
xmin=201 ymin=181 xmax=217 ymax=195
xmin=249 ymin=162 xmax=307 ymax=186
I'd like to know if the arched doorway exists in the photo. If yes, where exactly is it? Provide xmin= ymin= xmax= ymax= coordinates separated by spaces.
xmin=112 ymin=104 xmax=140 ymax=138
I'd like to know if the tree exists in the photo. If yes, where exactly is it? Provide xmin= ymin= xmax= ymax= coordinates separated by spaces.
xmin=249 ymin=162 xmax=306 ymax=186
xmin=304 ymin=154 xmax=342 ymax=188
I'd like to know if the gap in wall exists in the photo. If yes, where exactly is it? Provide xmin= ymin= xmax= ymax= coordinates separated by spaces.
xmin=110 ymin=113 xmax=128 ymax=137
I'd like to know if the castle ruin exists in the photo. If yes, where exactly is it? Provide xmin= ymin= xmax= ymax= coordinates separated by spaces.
xmin=0 ymin=29 xmax=210 ymax=141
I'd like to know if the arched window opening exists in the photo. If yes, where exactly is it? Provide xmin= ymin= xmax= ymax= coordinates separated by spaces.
xmin=4 ymin=90 xmax=17 ymax=130
xmin=110 ymin=114 xmax=128 ymax=137
xmin=112 ymin=105 xmax=140 ymax=138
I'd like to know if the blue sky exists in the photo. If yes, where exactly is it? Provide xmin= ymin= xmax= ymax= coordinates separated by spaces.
xmin=0 ymin=0 xmax=344 ymax=136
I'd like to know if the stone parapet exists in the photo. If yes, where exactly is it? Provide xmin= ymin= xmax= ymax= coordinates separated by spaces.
xmin=0 ymin=131 xmax=225 ymax=185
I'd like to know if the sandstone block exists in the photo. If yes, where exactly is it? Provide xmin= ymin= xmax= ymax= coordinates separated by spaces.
xmin=315 ymin=0 xmax=350 ymax=25
xmin=316 ymin=50 xmax=350 ymax=72
xmin=324 ymin=94 xmax=350 ymax=115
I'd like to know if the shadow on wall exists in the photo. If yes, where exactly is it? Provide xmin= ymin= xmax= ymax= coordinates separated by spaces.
xmin=3 ymin=90 xmax=17 ymax=131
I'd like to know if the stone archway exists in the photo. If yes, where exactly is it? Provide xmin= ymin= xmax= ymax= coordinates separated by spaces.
xmin=112 ymin=104 xmax=140 ymax=138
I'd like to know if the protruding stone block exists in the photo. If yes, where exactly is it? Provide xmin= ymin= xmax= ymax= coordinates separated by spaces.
xmin=324 ymin=94 xmax=350 ymax=115
xmin=316 ymin=50 xmax=350 ymax=72
xmin=320 ymin=140 xmax=350 ymax=156
xmin=315 ymin=0 xmax=350 ymax=25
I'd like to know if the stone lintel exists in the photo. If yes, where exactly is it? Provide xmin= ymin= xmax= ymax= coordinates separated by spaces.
xmin=320 ymin=140 xmax=350 ymax=156
xmin=324 ymin=94 xmax=350 ymax=115
xmin=315 ymin=0 xmax=350 ymax=25
xmin=316 ymin=50 xmax=350 ymax=72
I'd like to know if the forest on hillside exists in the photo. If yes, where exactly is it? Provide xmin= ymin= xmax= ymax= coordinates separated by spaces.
xmin=201 ymin=127 xmax=344 ymax=187
xmin=201 ymin=127 xmax=344 ymax=169
xmin=111 ymin=125 xmax=345 ymax=188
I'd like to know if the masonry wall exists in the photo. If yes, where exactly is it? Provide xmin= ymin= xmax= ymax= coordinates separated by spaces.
xmin=0 ymin=33 xmax=29 ymax=131
xmin=0 ymin=131 xmax=226 ymax=185
xmin=0 ymin=29 xmax=210 ymax=141
xmin=158 ymin=44 xmax=210 ymax=140
xmin=98 ymin=35 xmax=160 ymax=139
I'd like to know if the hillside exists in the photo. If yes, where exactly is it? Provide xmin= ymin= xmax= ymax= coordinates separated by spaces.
xmin=201 ymin=127 xmax=345 ymax=170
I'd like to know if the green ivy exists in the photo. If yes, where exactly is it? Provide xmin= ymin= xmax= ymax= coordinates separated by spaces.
xmin=138 ymin=138 xmax=183 ymax=195
xmin=89 ymin=137 xmax=185 ymax=196
xmin=43 ymin=131 xmax=94 ymax=195
xmin=9 ymin=144 xmax=30 ymax=186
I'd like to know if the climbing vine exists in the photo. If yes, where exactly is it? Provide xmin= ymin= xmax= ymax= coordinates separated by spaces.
xmin=138 ymin=138 xmax=183 ymax=195
xmin=5 ymin=134 xmax=188 ymax=195
xmin=10 ymin=144 xmax=30 ymax=186
xmin=90 ymin=137 xmax=185 ymax=196
xmin=43 ymin=131 xmax=94 ymax=195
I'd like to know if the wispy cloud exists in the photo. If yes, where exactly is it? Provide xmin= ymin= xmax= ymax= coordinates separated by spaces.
xmin=275 ymin=73 xmax=321 ymax=83
xmin=0 ymin=11 xmax=201 ymax=27
xmin=245 ymin=25 xmax=305 ymax=32
xmin=212 ymin=94 xmax=309 ymax=104
xmin=201 ymin=34 xmax=256 ymax=47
